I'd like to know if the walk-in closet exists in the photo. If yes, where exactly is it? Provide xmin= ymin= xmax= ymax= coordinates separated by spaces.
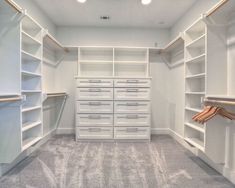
xmin=0 ymin=0 xmax=235 ymax=187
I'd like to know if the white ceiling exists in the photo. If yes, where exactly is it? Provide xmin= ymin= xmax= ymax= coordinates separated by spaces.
xmin=34 ymin=0 xmax=197 ymax=28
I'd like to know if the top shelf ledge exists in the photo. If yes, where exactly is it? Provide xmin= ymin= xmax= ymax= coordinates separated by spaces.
xmin=161 ymin=34 xmax=184 ymax=53
xmin=43 ymin=33 xmax=68 ymax=53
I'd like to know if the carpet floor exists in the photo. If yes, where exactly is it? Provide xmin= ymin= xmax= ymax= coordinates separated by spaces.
xmin=0 ymin=135 xmax=234 ymax=188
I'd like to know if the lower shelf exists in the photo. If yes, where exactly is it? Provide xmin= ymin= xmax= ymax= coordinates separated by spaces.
xmin=22 ymin=121 xmax=41 ymax=132
xmin=22 ymin=137 xmax=41 ymax=151
xmin=185 ymin=137 xmax=205 ymax=152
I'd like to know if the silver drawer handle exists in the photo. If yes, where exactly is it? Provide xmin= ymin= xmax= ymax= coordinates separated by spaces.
xmin=126 ymin=89 xmax=139 ymax=92
xmin=88 ymin=89 xmax=102 ymax=92
xmin=126 ymin=102 xmax=139 ymax=106
xmin=88 ymin=102 xmax=102 ymax=106
xmin=126 ymin=128 xmax=138 ymax=132
xmin=89 ymin=128 xmax=101 ymax=132
xmin=88 ymin=115 xmax=101 ymax=119
xmin=126 ymin=115 xmax=139 ymax=119
xmin=89 ymin=80 xmax=102 ymax=83
xmin=126 ymin=80 xmax=139 ymax=83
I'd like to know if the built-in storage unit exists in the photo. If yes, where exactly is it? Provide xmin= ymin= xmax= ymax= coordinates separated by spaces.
xmin=76 ymin=47 xmax=151 ymax=140
xmin=21 ymin=15 xmax=43 ymax=151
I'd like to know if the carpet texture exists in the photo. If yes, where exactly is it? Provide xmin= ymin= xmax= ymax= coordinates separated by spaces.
xmin=0 ymin=135 xmax=234 ymax=188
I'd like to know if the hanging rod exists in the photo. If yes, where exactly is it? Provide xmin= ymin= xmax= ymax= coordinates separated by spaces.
xmin=46 ymin=92 xmax=67 ymax=98
xmin=204 ymin=99 xmax=235 ymax=106
xmin=5 ymin=0 xmax=22 ymax=13
xmin=0 ymin=95 xmax=22 ymax=103
xmin=206 ymin=0 xmax=229 ymax=17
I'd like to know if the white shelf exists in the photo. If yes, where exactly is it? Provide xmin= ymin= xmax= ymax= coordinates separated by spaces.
xmin=185 ymin=122 xmax=205 ymax=133
xmin=206 ymin=95 xmax=235 ymax=100
xmin=186 ymin=73 xmax=206 ymax=79
xmin=22 ymin=106 xmax=41 ymax=112
xmin=80 ymin=60 xmax=113 ymax=64
xmin=21 ymin=71 xmax=41 ymax=77
xmin=22 ymin=121 xmax=41 ymax=132
xmin=22 ymin=137 xmax=41 ymax=151
xmin=185 ymin=107 xmax=202 ymax=113
xmin=22 ymin=31 xmax=41 ymax=45
xmin=22 ymin=90 xmax=41 ymax=93
xmin=21 ymin=50 xmax=41 ymax=62
xmin=186 ymin=54 xmax=205 ymax=64
xmin=186 ymin=34 xmax=206 ymax=48
xmin=185 ymin=137 xmax=205 ymax=151
xmin=115 ymin=61 xmax=147 ymax=64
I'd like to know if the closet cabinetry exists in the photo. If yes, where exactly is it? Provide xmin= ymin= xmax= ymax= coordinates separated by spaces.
xmin=76 ymin=47 xmax=151 ymax=140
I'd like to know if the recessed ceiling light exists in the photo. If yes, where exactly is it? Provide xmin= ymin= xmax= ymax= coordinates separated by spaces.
xmin=141 ymin=0 xmax=152 ymax=5
xmin=77 ymin=0 xmax=87 ymax=3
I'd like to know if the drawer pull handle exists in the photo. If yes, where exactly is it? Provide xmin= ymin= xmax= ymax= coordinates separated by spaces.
xmin=126 ymin=128 xmax=138 ymax=132
xmin=89 ymin=128 xmax=101 ymax=132
xmin=126 ymin=115 xmax=139 ymax=119
xmin=89 ymin=80 xmax=102 ymax=83
xmin=88 ymin=89 xmax=102 ymax=92
xmin=126 ymin=102 xmax=139 ymax=106
xmin=126 ymin=89 xmax=139 ymax=92
xmin=88 ymin=102 xmax=102 ymax=106
xmin=127 ymin=80 xmax=139 ymax=83
xmin=88 ymin=115 xmax=101 ymax=119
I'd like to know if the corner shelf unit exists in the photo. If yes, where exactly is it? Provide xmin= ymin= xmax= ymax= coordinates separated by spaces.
xmin=78 ymin=47 xmax=149 ymax=78
xmin=160 ymin=34 xmax=185 ymax=68
xmin=21 ymin=15 xmax=43 ymax=152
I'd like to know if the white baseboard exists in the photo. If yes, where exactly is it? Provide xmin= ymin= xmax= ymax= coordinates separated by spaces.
xmin=56 ymin=128 xmax=75 ymax=134
xmin=151 ymin=128 xmax=170 ymax=135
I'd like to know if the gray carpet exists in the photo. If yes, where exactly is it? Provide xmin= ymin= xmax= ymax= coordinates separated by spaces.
xmin=0 ymin=135 xmax=234 ymax=188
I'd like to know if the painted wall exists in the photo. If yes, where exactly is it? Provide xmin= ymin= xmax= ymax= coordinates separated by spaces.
xmin=14 ymin=0 xmax=56 ymax=35
xmin=55 ymin=26 xmax=170 ymax=133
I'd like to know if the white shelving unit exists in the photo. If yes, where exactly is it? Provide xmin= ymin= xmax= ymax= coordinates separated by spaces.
xmin=21 ymin=15 xmax=43 ymax=151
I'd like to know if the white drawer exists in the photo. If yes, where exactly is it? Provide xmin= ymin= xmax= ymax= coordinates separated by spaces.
xmin=114 ymin=114 xmax=150 ymax=126
xmin=114 ymin=88 xmax=150 ymax=100
xmin=114 ymin=127 xmax=150 ymax=140
xmin=77 ymin=114 xmax=113 ymax=127
xmin=77 ymin=79 xmax=113 ymax=87
xmin=77 ymin=127 xmax=113 ymax=139
xmin=114 ymin=79 xmax=151 ymax=88
xmin=77 ymin=101 xmax=113 ymax=113
xmin=77 ymin=88 xmax=113 ymax=100
xmin=114 ymin=101 xmax=150 ymax=113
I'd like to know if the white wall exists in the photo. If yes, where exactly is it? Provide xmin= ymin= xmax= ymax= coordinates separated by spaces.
xmin=55 ymin=26 xmax=170 ymax=133
xmin=14 ymin=0 xmax=56 ymax=35
xmin=170 ymin=0 xmax=220 ymax=39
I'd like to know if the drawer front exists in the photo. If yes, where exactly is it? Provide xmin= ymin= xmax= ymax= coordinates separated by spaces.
xmin=114 ymin=114 xmax=150 ymax=126
xmin=77 ymin=79 xmax=113 ymax=87
xmin=114 ymin=88 xmax=150 ymax=100
xmin=114 ymin=127 xmax=150 ymax=139
xmin=114 ymin=101 xmax=150 ymax=113
xmin=77 ymin=114 xmax=113 ymax=127
xmin=77 ymin=88 xmax=113 ymax=100
xmin=77 ymin=127 xmax=113 ymax=139
xmin=114 ymin=79 xmax=151 ymax=88
xmin=77 ymin=101 xmax=113 ymax=113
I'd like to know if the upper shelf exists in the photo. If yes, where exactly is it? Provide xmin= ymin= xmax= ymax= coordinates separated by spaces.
xmin=161 ymin=35 xmax=184 ymax=54
xmin=43 ymin=33 xmax=68 ymax=53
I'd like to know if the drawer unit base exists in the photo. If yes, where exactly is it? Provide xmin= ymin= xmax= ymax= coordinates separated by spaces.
xmin=76 ymin=127 xmax=113 ymax=140
xmin=114 ymin=127 xmax=150 ymax=140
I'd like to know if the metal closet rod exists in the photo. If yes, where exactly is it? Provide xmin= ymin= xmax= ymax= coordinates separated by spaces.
xmin=206 ymin=0 xmax=229 ymax=17
xmin=204 ymin=99 xmax=235 ymax=106
xmin=5 ymin=0 xmax=22 ymax=13
xmin=0 ymin=95 xmax=22 ymax=102
xmin=46 ymin=93 xmax=67 ymax=98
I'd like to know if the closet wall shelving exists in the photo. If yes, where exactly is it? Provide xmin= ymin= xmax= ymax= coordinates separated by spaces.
xmin=183 ymin=0 xmax=235 ymax=162
xmin=160 ymin=34 xmax=185 ymax=68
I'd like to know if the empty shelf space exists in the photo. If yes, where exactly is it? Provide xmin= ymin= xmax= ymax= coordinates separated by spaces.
xmin=21 ymin=31 xmax=41 ymax=45
xmin=22 ymin=121 xmax=41 ymax=132
xmin=22 ymin=137 xmax=41 ymax=151
xmin=21 ymin=71 xmax=41 ymax=77
xmin=186 ymin=54 xmax=205 ymax=64
xmin=185 ymin=122 xmax=205 ymax=133
xmin=185 ymin=73 xmax=206 ymax=79
xmin=22 ymin=50 xmax=41 ymax=62
xmin=22 ymin=105 xmax=41 ymax=112
xmin=185 ymin=107 xmax=202 ymax=113
xmin=185 ymin=137 xmax=205 ymax=151
xmin=186 ymin=34 xmax=206 ymax=48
